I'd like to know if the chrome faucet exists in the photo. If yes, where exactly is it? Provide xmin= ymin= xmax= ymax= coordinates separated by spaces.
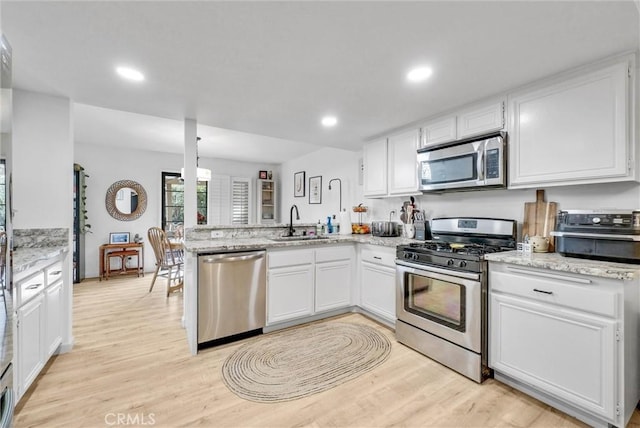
xmin=389 ymin=210 xmax=397 ymax=222
xmin=287 ymin=204 xmax=300 ymax=236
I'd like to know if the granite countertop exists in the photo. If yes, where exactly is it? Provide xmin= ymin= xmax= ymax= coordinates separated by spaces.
xmin=13 ymin=245 xmax=69 ymax=275
xmin=184 ymin=234 xmax=414 ymax=253
xmin=485 ymin=250 xmax=640 ymax=281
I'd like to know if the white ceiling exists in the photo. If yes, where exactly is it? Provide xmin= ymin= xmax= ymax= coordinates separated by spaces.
xmin=2 ymin=1 xmax=639 ymax=163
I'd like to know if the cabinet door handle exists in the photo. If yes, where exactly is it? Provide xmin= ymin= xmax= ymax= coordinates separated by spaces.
xmin=505 ymin=266 xmax=592 ymax=284
xmin=533 ymin=288 xmax=553 ymax=295
xmin=373 ymin=256 xmax=382 ymax=260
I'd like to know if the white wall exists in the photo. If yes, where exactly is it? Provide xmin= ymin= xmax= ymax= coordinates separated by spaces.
xmin=12 ymin=88 xmax=74 ymax=349
xmin=279 ymin=147 xmax=363 ymax=227
xmin=75 ymin=142 xmax=279 ymax=278
xmin=13 ymin=89 xmax=73 ymax=229
xmin=363 ymin=181 xmax=640 ymax=239
xmin=279 ymin=146 xmax=640 ymax=239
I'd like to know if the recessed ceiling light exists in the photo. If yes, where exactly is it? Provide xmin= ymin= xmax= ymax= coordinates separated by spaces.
xmin=116 ymin=66 xmax=145 ymax=82
xmin=407 ymin=66 xmax=433 ymax=83
xmin=321 ymin=116 xmax=338 ymax=127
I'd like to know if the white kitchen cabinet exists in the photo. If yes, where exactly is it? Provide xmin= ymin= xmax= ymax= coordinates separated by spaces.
xmin=14 ymin=252 xmax=69 ymax=403
xmin=315 ymin=246 xmax=353 ymax=313
xmin=457 ymin=101 xmax=504 ymax=139
xmin=488 ymin=262 xmax=637 ymax=427
xmin=387 ymin=129 xmax=420 ymax=195
xmin=508 ymin=56 xmax=633 ymax=188
xmin=363 ymin=138 xmax=388 ymax=197
xmin=267 ymin=245 xmax=355 ymax=325
xmin=421 ymin=116 xmax=457 ymax=148
xmin=16 ymin=294 xmax=45 ymax=399
xmin=267 ymin=249 xmax=314 ymax=324
xmin=360 ymin=245 xmax=396 ymax=325
xmin=363 ymin=130 xmax=420 ymax=198
xmin=420 ymin=100 xmax=505 ymax=148
xmin=45 ymin=281 xmax=63 ymax=357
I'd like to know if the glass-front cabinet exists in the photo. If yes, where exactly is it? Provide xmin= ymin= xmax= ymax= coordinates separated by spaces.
xmin=257 ymin=179 xmax=276 ymax=224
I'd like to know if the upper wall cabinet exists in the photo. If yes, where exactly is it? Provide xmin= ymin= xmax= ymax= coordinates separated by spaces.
xmin=508 ymin=56 xmax=634 ymax=188
xmin=363 ymin=129 xmax=420 ymax=198
xmin=421 ymin=100 xmax=505 ymax=148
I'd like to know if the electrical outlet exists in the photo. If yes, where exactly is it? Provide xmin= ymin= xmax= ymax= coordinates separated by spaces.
xmin=211 ymin=231 xmax=224 ymax=238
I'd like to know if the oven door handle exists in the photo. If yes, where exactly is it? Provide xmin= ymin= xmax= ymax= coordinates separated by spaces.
xmin=395 ymin=260 xmax=481 ymax=281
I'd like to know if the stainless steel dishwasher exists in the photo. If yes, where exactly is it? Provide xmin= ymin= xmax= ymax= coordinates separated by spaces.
xmin=197 ymin=250 xmax=266 ymax=346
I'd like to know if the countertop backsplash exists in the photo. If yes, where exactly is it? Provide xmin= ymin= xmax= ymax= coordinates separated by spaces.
xmin=13 ymin=228 xmax=69 ymax=249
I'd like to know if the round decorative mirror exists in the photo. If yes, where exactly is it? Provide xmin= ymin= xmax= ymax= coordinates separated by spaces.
xmin=106 ymin=180 xmax=147 ymax=221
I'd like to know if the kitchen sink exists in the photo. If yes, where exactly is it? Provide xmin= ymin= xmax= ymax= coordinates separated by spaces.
xmin=269 ymin=235 xmax=330 ymax=242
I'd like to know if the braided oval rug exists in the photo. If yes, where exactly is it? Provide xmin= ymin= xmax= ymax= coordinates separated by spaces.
xmin=221 ymin=321 xmax=392 ymax=402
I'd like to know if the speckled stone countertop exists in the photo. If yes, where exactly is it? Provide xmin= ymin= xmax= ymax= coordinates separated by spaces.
xmin=184 ymin=234 xmax=414 ymax=253
xmin=13 ymin=245 xmax=69 ymax=276
xmin=485 ymin=251 xmax=640 ymax=281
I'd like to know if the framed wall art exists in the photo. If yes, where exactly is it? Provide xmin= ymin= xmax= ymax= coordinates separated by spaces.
xmin=109 ymin=232 xmax=130 ymax=244
xmin=309 ymin=175 xmax=322 ymax=204
xmin=294 ymin=171 xmax=305 ymax=197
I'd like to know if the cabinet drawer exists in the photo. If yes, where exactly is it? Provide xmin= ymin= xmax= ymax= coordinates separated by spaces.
xmin=19 ymin=271 xmax=46 ymax=304
xmin=315 ymin=245 xmax=353 ymax=263
xmin=490 ymin=265 xmax=618 ymax=318
xmin=360 ymin=246 xmax=395 ymax=268
xmin=45 ymin=262 xmax=63 ymax=285
xmin=268 ymin=249 xmax=314 ymax=268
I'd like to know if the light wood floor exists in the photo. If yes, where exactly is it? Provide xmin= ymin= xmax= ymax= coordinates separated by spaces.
xmin=14 ymin=276 xmax=640 ymax=428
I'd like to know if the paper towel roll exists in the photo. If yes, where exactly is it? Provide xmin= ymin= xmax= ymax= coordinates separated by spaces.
xmin=339 ymin=210 xmax=352 ymax=235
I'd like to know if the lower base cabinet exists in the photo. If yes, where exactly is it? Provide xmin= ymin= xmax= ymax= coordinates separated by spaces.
xmin=45 ymin=281 xmax=64 ymax=357
xmin=267 ymin=264 xmax=314 ymax=324
xmin=267 ymin=245 xmax=354 ymax=325
xmin=489 ymin=262 xmax=637 ymax=427
xmin=17 ymin=294 xmax=45 ymax=398
xmin=360 ymin=245 xmax=396 ymax=324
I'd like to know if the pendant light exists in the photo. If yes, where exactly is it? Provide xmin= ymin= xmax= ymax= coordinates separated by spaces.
xmin=181 ymin=137 xmax=211 ymax=181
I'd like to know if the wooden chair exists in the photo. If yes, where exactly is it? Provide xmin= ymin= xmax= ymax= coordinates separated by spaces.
xmin=147 ymin=227 xmax=183 ymax=296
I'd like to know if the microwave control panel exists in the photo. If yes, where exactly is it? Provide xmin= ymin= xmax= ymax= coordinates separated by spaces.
xmin=485 ymin=148 xmax=500 ymax=179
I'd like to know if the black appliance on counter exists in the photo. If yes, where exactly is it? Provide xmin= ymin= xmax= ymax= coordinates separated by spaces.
xmin=395 ymin=217 xmax=517 ymax=383
xmin=551 ymin=210 xmax=640 ymax=264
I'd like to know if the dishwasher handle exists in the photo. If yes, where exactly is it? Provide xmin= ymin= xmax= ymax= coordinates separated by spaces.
xmin=200 ymin=251 xmax=265 ymax=264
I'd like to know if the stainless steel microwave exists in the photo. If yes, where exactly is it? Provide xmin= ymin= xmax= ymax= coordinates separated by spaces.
xmin=417 ymin=132 xmax=506 ymax=192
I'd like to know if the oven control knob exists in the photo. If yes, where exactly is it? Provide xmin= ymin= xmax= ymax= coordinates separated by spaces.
xmin=458 ymin=260 xmax=467 ymax=268
xmin=404 ymin=252 xmax=411 ymax=259
xmin=447 ymin=259 xmax=455 ymax=266
xmin=592 ymin=217 xmax=601 ymax=224
xmin=413 ymin=253 xmax=419 ymax=261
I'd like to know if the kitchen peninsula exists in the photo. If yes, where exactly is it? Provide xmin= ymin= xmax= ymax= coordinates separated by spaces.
xmin=182 ymin=223 xmax=414 ymax=355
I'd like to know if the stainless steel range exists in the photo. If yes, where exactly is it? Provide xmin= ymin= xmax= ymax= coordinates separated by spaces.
xmin=395 ymin=217 xmax=516 ymax=383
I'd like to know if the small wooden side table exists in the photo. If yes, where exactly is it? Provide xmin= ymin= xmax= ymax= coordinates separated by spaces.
xmin=99 ymin=242 xmax=144 ymax=281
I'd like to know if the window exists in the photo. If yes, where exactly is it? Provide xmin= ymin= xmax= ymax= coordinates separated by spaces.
xmin=161 ymin=172 xmax=208 ymax=231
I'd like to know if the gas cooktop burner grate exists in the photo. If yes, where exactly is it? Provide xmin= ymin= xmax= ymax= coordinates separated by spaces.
xmin=407 ymin=241 xmax=503 ymax=256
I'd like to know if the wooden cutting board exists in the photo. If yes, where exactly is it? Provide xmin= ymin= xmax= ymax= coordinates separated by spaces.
xmin=522 ymin=189 xmax=558 ymax=252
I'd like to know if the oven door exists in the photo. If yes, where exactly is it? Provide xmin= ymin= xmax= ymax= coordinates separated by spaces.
xmin=396 ymin=261 xmax=482 ymax=352
xmin=0 ymin=364 xmax=13 ymax=428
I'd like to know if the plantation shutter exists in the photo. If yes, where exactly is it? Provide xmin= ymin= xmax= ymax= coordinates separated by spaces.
xmin=209 ymin=174 xmax=231 ymax=225
xmin=231 ymin=177 xmax=250 ymax=224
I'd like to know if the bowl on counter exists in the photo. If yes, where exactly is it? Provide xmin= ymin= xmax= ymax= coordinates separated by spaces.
xmin=352 ymin=223 xmax=370 ymax=234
